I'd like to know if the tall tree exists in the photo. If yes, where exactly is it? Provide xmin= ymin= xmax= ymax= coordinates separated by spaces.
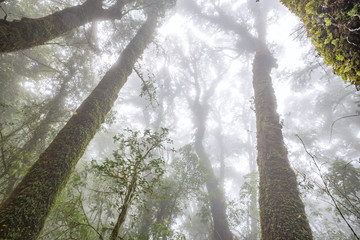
xmin=252 ymin=48 xmax=312 ymax=239
xmin=0 ymin=0 xmax=132 ymax=53
xmin=281 ymin=0 xmax=360 ymax=88
xmin=182 ymin=0 xmax=313 ymax=238
xmin=250 ymin=2 xmax=313 ymax=239
xmin=182 ymin=47 xmax=233 ymax=240
xmin=0 ymin=1 xmax=174 ymax=239
xmin=191 ymin=92 xmax=233 ymax=240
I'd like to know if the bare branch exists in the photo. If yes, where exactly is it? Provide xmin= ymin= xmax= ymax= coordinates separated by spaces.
xmin=330 ymin=114 xmax=360 ymax=142
xmin=296 ymin=134 xmax=360 ymax=240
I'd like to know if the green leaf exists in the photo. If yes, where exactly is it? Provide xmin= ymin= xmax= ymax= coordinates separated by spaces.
xmin=331 ymin=39 xmax=339 ymax=47
xmin=305 ymin=0 xmax=317 ymax=14
xmin=347 ymin=4 xmax=360 ymax=17
xmin=324 ymin=17 xmax=332 ymax=26
xmin=336 ymin=53 xmax=344 ymax=61
xmin=343 ymin=66 xmax=351 ymax=73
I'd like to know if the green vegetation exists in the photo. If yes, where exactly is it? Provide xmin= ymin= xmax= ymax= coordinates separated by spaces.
xmin=281 ymin=0 xmax=360 ymax=88
xmin=1 ymin=0 xmax=359 ymax=239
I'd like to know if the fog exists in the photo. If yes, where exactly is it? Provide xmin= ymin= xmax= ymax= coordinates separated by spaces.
xmin=0 ymin=0 xmax=359 ymax=239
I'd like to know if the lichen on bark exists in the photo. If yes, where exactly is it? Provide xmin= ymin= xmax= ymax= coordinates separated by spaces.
xmin=0 ymin=0 xmax=104 ymax=53
xmin=253 ymin=50 xmax=313 ymax=240
xmin=281 ymin=0 xmax=360 ymax=89
xmin=0 ymin=10 xmax=162 ymax=240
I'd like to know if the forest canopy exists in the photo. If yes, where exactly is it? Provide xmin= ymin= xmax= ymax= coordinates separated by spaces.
xmin=0 ymin=0 xmax=359 ymax=240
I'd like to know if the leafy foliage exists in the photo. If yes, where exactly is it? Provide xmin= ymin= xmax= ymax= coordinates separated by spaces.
xmin=282 ymin=0 xmax=360 ymax=88
xmin=92 ymin=128 xmax=171 ymax=206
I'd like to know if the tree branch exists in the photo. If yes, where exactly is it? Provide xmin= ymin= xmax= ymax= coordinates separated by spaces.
xmin=330 ymin=114 xmax=360 ymax=142
xmin=296 ymin=134 xmax=360 ymax=240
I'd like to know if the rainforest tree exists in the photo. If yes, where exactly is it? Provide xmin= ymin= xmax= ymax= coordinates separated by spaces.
xmin=0 ymin=1 xmax=174 ymax=239
xmin=0 ymin=0 xmax=359 ymax=239
xmin=250 ymin=3 xmax=313 ymax=239
xmin=182 ymin=0 xmax=313 ymax=238
xmin=177 ymin=41 xmax=234 ymax=240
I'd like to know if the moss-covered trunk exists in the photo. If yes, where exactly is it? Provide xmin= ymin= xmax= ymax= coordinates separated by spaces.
xmin=0 ymin=12 xmax=160 ymax=239
xmin=281 ymin=0 xmax=360 ymax=88
xmin=252 ymin=50 xmax=313 ymax=240
xmin=0 ymin=0 xmax=101 ymax=53
xmin=248 ymin=132 xmax=259 ymax=240
xmin=0 ymin=0 xmax=130 ymax=53
xmin=4 ymin=79 xmax=69 ymax=197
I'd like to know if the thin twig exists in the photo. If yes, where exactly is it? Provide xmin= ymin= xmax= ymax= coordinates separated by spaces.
xmin=79 ymin=194 xmax=104 ymax=240
xmin=329 ymin=114 xmax=359 ymax=142
xmin=133 ymin=66 xmax=159 ymax=106
xmin=21 ymin=52 xmax=62 ymax=74
xmin=345 ymin=14 xmax=360 ymax=32
xmin=0 ymin=6 xmax=7 ymax=20
xmin=296 ymin=134 xmax=360 ymax=240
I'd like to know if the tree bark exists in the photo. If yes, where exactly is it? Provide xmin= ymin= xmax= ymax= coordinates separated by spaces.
xmin=245 ymin=121 xmax=259 ymax=240
xmin=184 ymin=1 xmax=313 ymax=238
xmin=194 ymin=137 xmax=233 ymax=240
xmin=252 ymin=50 xmax=313 ymax=240
xmin=3 ymin=77 xmax=69 ymax=197
xmin=0 ymin=0 xmax=130 ymax=53
xmin=109 ymin=176 xmax=137 ymax=240
xmin=192 ymin=100 xmax=233 ymax=240
xmin=0 ymin=11 xmax=160 ymax=239
xmin=281 ymin=0 xmax=360 ymax=89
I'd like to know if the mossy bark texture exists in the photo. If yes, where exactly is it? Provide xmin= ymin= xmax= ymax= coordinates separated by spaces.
xmin=0 ymin=13 xmax=159 ymax=240
xmin=193 ymin=101 xmax=233 ymax=240
xmin=252 ymin=50 xmax=313 ymax=240
xmin=4 ymin=79 xmax=68 ymax=196
xmin=0 ymin=0 xmax=102 ymax=53
xmin=281 ymin=0 xmax=360 ymax=88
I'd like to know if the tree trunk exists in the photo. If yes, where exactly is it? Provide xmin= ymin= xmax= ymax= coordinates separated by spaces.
xmin=246 ymin=124 xmax=259 ymax=240
xmin=281 ymin=0 xmax=360 ymax=89
xmin=0 ymin=0 xmax=131 ymax=53
xmin=4 ymin=77 xmax=69 ymax=197
xmin=193 ymin=101 xmax=233 ymax=240
xmin=252 ymin=50 xmax=313 ymax=240
xmin=0 ymin=11 xmax=161 ymax=240
xmin=109 ymin=204 xmax=130 ymax=240
xmin=194 ymin=131 xmax=233 ymax=240
xmin=0 ymin=0 xmax=99 ymax=53
xmin=109 ymin=176 xmax=137 ymax=240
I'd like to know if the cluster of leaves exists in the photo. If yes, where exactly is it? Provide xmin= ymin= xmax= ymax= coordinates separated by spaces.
xmin=41 ymin=128 xmax=174 ymax=239
xmin=282 ymin=0 xmax=360 ymax=88
xmin=135 ymin=64 xmax=159 ymax=106
xmin=91 ymin=128 xmax=172 ymax=205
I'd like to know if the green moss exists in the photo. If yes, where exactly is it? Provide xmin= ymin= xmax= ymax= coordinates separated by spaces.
xmin=253 ymin=51 xmax=313 ymax=240
xmin=281 ymin=0 xmax=360 ymax=89
xmin=0 ymin=1 xmax=99 ymax=53
xmin=0 ymin=13 xmax=160 ymax=240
